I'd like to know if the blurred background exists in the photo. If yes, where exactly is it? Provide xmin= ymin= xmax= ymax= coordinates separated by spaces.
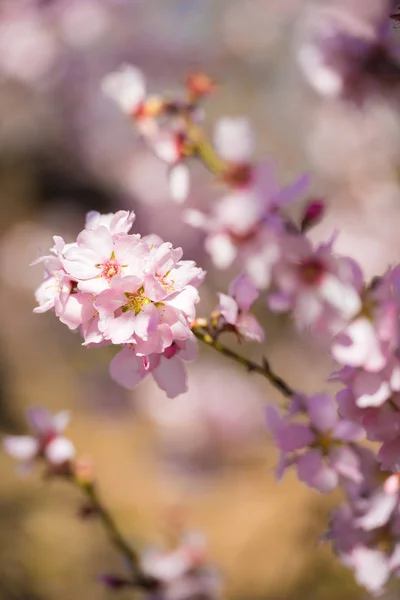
xmin=0 ymin=1 xmax=400 ymax=599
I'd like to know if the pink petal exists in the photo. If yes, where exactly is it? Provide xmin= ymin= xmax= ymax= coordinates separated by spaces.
xmin=169 ymin=163 xmax=190 ymax=204
xmin=164 ymin=286 xmax=199 ymax=321
xmin=332 ymin=318 xmax=386 ymax=372
xmin=144 ymin=274 xmax=169 ymax=302
xmin=378 ymin=437 xmax=400 ymax=472
xmin=265 ymin=405 xmax=283 ymax=437
xmin=355 ymin=491 xmax=397 ymax=531
xmin=277 ymin=423 xmax=315 ymax=452
xmin=306 ymin=393 xmax=337 ymax=432
xmin=114 ymin=235 xmax=147 ymax=268
xmin=217 ymin=293 xmax=238 ymax=325
xmin=353 ymin=371 xmax=391 ymax=408
xmin=77 ymin=277 xmax=109 ymax=295
xmin=57 ymin=294 xmax=87 ymax=330
xmin=109 ymin=348 xmax=149 ymax=389
xmin=45 ymin=437 xmax=75 ymax=464
xmin=297 ymin=41 xmax=343 ymax=97
xmin=296 ymin=449 xmax=338 ymax=492
xmin=178 ymin=336 xmax=198 ymax=361
xmin=52 ymin=411 xmax=70 ymax=433
xmin=3 ymin=435 xmax=38 ymax=461
xmin=62 ymin=247 xmax=99 ymax=280
xmin=109 ymin=210 xmax=136 ymax=234
xmin=77 ymin=226 xmax=113 ymax=260
xmin=134 ymin=304 xmax=159 ymax=340
xmin=267 ymin=292 xmax=293 ymax=313
xmin=236 ymin=313 xmax=264 ymax=342
xmin=101 ymin=65 xmax=146 ymax=113
xmin=213 ymin=117 xmax=254 ymax=163
xmin=26 ymin=406 xmax=53 ymax=435
xmin=351 ymin=547 xmax=390 ymax=595
xmin=229 ymin=274 xmax=259 ymax=312
xmin=106 ymin=311 xmax=137 ymax=344
xmin=153 ymin=355 xmax=188 ymax=399
xmin=332 ymin=420 xmax=364 ymax=442
xmin=205 ymin=234 xmax=237 ymax=269
xmin=329 ymin=445 xmax=362 ymax=483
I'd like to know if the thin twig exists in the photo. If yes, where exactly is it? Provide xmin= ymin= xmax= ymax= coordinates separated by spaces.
xmin=68 ymin=474 xmax=157 ymax=590
xmin=191 ymin=325 xmax=294 ymax=399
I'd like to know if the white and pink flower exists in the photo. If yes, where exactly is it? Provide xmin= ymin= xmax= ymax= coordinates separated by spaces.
xmin=33 ymin=211 xmax=205 ymax=398
xmin=3 ymin=406 xmax=75 ymax=471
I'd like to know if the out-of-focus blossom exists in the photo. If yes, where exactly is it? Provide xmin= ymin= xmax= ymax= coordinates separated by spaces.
xmin=215 ymin=274 xmax=264 ymax=342
xmin=327 ymin=454 xmax=400 ymax=596
xmin=267 ymin=393 xmax=364 ymax=492
xmin=268 ymin=236 xmax=362 ymax=336
xmin=102 ymin=64 xmax=215 ymax=205
xmin=332 ymin=269 xmax=399 ymax=372
xmin=141 ymin=532 xmax=221 ymax=600
xmin=185 ymin=117 xmax=308 ymax=286
xmin=3 ymin=406 xmax=75 ymax=471
xmin=296 ymin=3 xmax=400 ymax=101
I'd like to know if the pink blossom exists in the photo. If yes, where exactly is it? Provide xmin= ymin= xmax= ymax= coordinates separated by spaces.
xmin=141 ymin=531 xmax=220 ymax=600
xmin=110 ymin=338 xmax=198 ymax=399
xmin=216 ymin=274 xmax=264 ymax=342
xmin=33 ymin=212 xmax=205 ymax=397
xmin=328 ymin=474 xmax=400 ymax=596
xmin=185 ymin=118 xmax=308 ymax=283
xmin=102 ymin=65 xmax=192 ymax=204
xmin=62 ymin=226 xmax=146 ymax=294
xmin=267 ymin=393 xmax=363 ymax=492
xmin=85 ymin=210 xmax=136 ymax=234
xmin=3 ymin=406 xmax=75 ymax=471
xmin=268 ymin=236 xmax=362 ymax=335
xmin=332 ymin=271 xmax=399 ymax=372
xmin=297 ymin=3 xmax=399 ymax=102
xmin=101 ymin=64 xmax=147 ymax=117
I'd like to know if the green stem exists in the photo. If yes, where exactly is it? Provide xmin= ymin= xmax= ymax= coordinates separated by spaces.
xmin=192 ymin=326 xmax=294 ymax=399
xmin=187 ymin=124 xmax=227 ymax=176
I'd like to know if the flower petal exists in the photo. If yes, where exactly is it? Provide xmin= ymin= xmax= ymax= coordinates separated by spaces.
xmin=153 ymin=355 xmax=188 ymax=399
xmin=45 ymin=437 xmax=75 ymax=465
xmin=3 ymin=435 xmax=38 ymax=461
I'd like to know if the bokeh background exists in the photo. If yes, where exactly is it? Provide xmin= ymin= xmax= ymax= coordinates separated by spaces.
xmin=0 ymin=1 xmax=400 ymax=599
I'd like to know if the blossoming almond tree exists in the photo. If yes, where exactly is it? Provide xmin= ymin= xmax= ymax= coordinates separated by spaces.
xmin=3 ymin=3 xmax=400 ymax=599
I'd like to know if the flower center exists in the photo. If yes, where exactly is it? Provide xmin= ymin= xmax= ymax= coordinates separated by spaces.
xmin=123 ymin=287 xmax=151 ymax=314
xmin=157 ymin=273 xmax=175 ymax=293
xmin=102 ymin=260 xmax=120 ymax=281
xmin=299 ymin=258 xmax=325 ymax=286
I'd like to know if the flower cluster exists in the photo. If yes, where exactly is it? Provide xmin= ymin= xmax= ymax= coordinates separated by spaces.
xmin=267 ymin=393 xmax=364 ymax=493
xmin=102 ymin=65 xmax=215 ymax=204
xmin=33 ymin=210 xmax=205 ymax=398
xmin=327 ymin=450 xmax=400 ymax=595
xmin=331 ymin=268 xmax=400 ymax=473
xmin=3 ymin=406 xmax=75 ymax=473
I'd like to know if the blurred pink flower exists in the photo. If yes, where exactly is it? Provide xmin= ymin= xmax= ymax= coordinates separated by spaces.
xmin=3 ymin=406 xmax=75 ymax=471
